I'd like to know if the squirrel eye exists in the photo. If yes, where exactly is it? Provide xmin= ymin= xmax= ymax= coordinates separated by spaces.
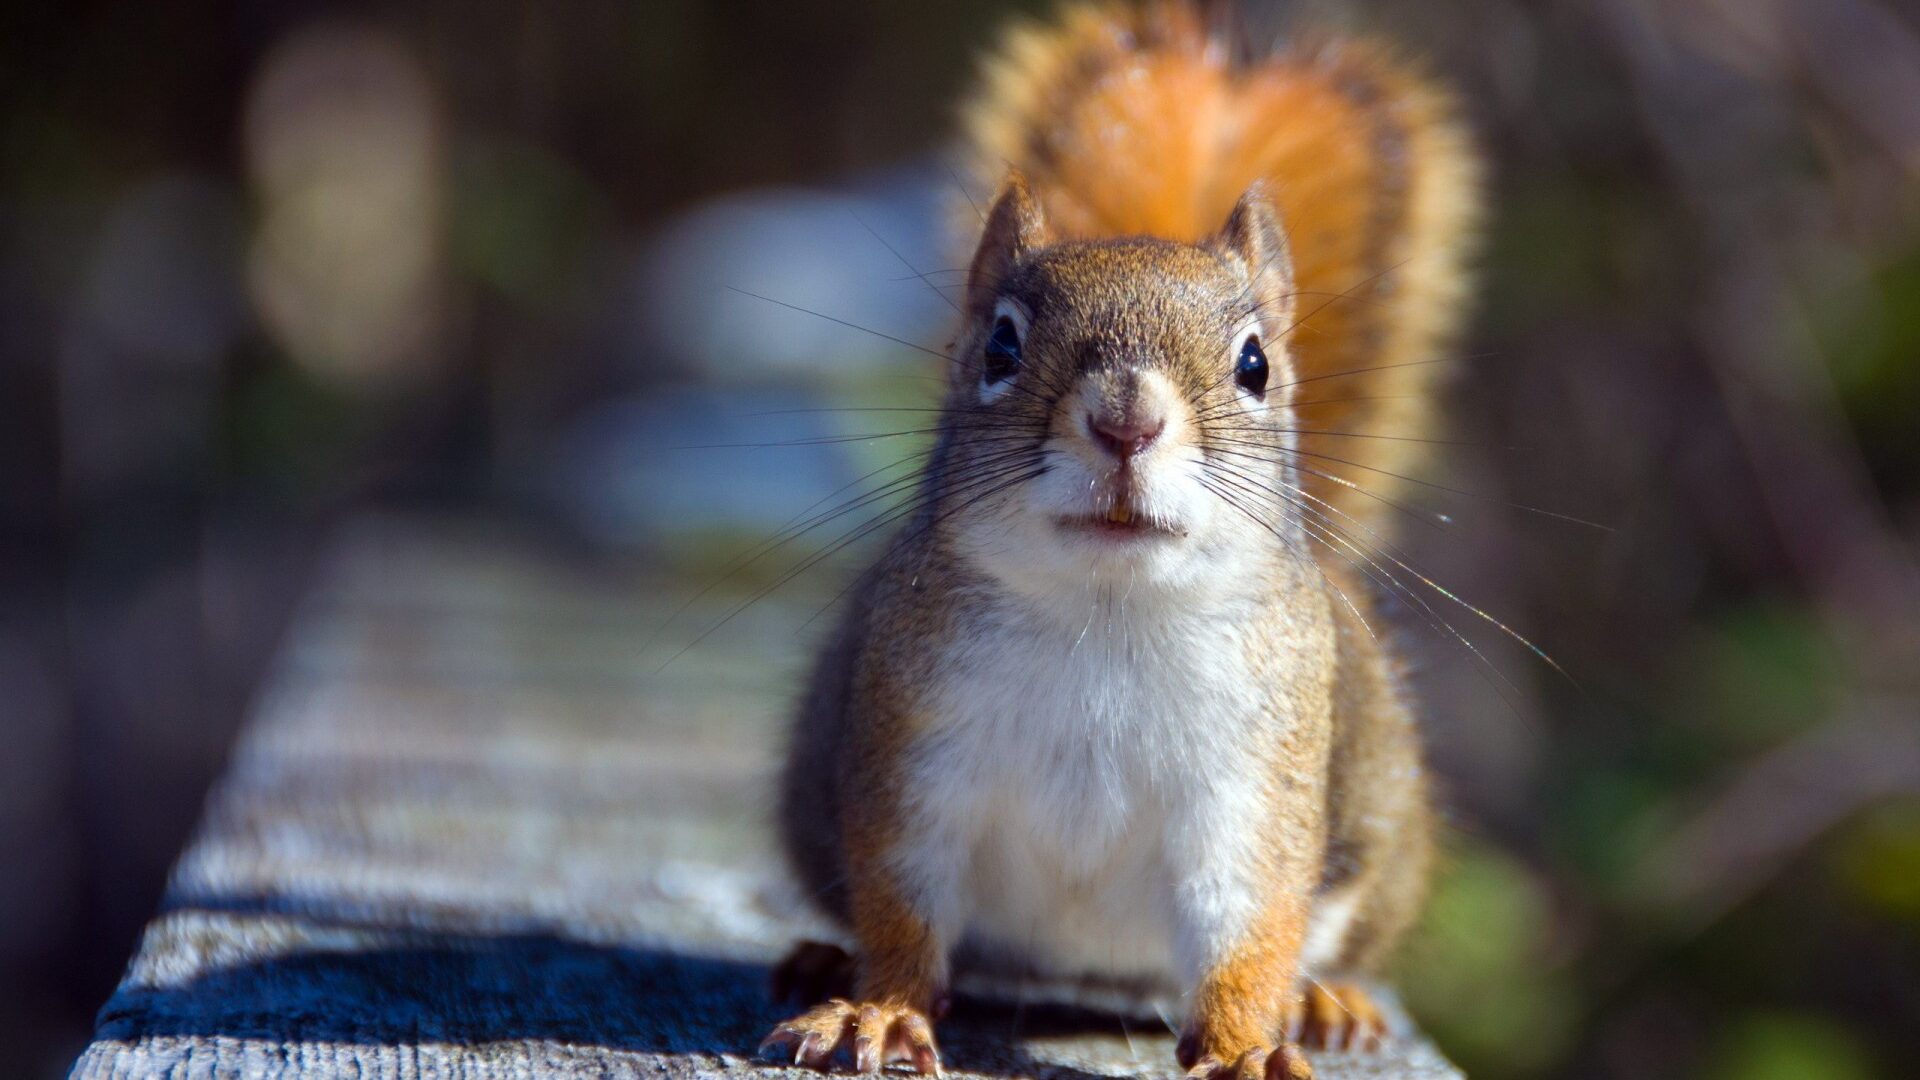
xmin=983 ymin=316 xmax=1022 ymax=385
xmin=1235 ymin=335 xmax=1269 ymax=398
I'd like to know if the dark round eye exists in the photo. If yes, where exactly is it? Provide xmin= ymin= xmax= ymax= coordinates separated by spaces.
xmin=1235 ymin=335 xmax=1269 ymax=398
xmin=983 ymin=316 xmax=1022 ymax=385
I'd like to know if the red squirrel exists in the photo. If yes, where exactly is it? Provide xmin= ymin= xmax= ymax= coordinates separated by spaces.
xmin=760 ymin=3 xmax=1480 ymax=1077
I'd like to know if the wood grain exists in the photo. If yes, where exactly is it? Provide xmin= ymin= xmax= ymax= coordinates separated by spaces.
xmin=70 ymin=516 xmax=1461 ymax=1080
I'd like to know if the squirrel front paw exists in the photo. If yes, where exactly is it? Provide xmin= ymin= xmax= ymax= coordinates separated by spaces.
xmin=1177 ymin=1042 xmax=1313 ymax=1080
xmin=759 ymin=998 xmax=941 ymax=1074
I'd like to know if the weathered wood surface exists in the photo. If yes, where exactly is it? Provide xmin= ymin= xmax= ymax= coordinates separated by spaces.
xmin=71 ymin=517 xmax=1462 ymax=1080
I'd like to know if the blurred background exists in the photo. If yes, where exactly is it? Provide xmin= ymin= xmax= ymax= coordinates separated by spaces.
xmin=3 ymin=1 xmax=1918 ymax=1077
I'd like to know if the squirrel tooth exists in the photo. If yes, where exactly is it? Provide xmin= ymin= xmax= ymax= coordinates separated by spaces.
xmin=1108 ymin=501 xmax=1133 ymax=524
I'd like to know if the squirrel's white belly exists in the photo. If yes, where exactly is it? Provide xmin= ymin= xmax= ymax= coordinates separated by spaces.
xmin=960 ymin=791 xmax=1177 ymax=983
xmin=901 ymin=596 xmax=1273 ymax=988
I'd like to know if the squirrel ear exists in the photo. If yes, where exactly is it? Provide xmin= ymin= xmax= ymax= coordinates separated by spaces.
xmin=1215 ymin=182 xmax=1295 ymax=325
xmin=966 ymin=170 xmax=1049 ymax=316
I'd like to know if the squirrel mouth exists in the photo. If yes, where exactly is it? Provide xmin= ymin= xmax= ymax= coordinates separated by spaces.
xmin=1056 ymin=493 xmax=1182 ymax=540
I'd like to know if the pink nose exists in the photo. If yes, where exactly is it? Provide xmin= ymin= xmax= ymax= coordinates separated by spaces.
xmin=1088 ymin=411 xmax=1165 ymax=461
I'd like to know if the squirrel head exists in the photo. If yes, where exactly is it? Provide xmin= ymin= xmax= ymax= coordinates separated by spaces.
xmin=936 ymin=170 xmax=1305 ymax=599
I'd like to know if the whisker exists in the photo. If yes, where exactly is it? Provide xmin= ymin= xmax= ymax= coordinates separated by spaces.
xmin=1206 ymin=456 xmax=1573 ymax=694
xmin=791 ymin=462 xmax=1052 ymax=635
xmin=851 ymin=208 xmax=959 ymax=316
xmin=724 ymin=283 xmax=1078 ymax=417
xmin=726 ymin=285 xmax=952 ymax=361
xmin=1199 ymin=431 xmax=1612 ymax=532
xmin=1202 ymin=440 xmax=1452 ymax=534
xmin=1199 ymin=476 xmax=1380 ymax=646
xmin=637 ymin=448 xmax=934 ymax=657
xmin=1203 ymin=464 xmax=1532 ymax=713
xmin=656 ymin=449 xmax=1049 ymax=671
xmin=642 ymin=431 xmax=1047 ymax=658
xmin=947 ymin=160 xmax=987 ymax=226
xmin=1205 ymin=424 xmax=1501 ymax=449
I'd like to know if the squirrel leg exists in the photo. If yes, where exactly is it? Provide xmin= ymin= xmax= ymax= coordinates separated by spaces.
xmin=759 ymin=879 xmax=948 ymax=1073
xmin=1169 ymin=777 xmax=1325 ymax=1080
xmin=1174 ymin=899 xmax=1317 ymax=1080
xmin=761 ymin=806 xmax=957 ymax=1074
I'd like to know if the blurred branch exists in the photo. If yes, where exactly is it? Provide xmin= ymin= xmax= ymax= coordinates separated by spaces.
xmin=1694 ymin=0 xmax=1920 ymax=175
xmin=1692 ymin=243 xmax=1920 ymax=648
xmin=1606 ymin=0 xmax=1920 ymax=648
xmin=1631 ymin=703 xmax=1920 ymax=932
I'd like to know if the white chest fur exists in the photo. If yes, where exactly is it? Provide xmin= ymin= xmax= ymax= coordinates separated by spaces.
xmin=894 ymin=589 xmax=1283 ymax=986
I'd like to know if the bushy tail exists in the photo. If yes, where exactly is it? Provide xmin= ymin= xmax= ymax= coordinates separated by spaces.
xmin=958 ymin=1 xmax=1481 ymax=543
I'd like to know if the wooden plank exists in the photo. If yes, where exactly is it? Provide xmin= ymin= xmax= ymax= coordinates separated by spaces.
xmin=71 ymin=516 xmax=1462 ymax=1080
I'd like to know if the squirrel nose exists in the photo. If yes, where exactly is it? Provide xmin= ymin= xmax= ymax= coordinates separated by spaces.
xmin=1088 ymin=411 xmax=1165 ymax=461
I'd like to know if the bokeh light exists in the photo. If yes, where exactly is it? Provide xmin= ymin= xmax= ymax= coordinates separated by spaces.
xmin=244 ymin=24 xmax=449 ymax=390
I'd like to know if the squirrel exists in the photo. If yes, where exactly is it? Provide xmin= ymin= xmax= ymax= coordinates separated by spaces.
xmin=759 ymin=3 xmax=1479 ymax=1078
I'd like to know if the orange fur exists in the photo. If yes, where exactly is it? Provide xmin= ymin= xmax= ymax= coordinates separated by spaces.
xmin=1182 ymin=851 xmax=1314 ymax=1069
xmin=961 ymin=0 xmax=1481 ymax=542
xmin=844 ymin=836 xmax=944 ymax=1008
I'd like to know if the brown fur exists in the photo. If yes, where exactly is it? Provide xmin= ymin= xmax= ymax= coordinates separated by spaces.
xmin=766 ymin=4 xmax=1476 ymax=1077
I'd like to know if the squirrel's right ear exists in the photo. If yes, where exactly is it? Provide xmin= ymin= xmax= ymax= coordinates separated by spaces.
xmin=966 ymin=171 xmax=1049 ymax=316
xmin=1213 ymin=182 xmax=1295 ymax=326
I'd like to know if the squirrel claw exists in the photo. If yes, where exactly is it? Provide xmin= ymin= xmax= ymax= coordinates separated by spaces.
xmin=1281 ymin=983 xmax=1389 ymax=1053
xmin=756 ymin=1026 xmax=817 ymax=1067
xmin=1184 ymin=1044 xmax=1313 ymax=1080
xmin=759 ymin=998 xmax=941 ymax=1074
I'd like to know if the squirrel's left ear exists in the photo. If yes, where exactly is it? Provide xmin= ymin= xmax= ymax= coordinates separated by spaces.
xmin=1213 ymin=183 xmax=1295 ymax=327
